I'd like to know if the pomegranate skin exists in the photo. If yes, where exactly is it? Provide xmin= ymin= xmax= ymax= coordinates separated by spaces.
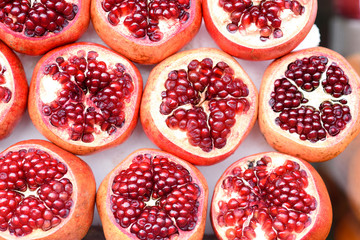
xmin=90 ymin=0 xmax=202 ymax=65
xmin=0 ymin=139 xmax=96 ymax=240
xmin=259 ymin=47 xmax=360 ymax=162
xmin=28 ymin=42 xmax=143 ymax=155
xmin=141 ymin=48 xmax=258 ymax=166
xmin=96 ymin=148 xmax=208 ymax=240
xmin=211 ymin=152 xmax=332 ymax=240
xmin=0 ymin=41 xmax=28 ymax=139
xmin=202 ymin=0 xmax=318 ymax=61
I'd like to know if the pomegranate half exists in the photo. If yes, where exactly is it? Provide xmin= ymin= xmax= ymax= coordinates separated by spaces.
xmin=211 ymin=152 xmax=332 ymax=240
xmin=29 ymin=42 xmax=143 ymax=155
xmin=202 ymin=0 xmax=318 ymax=60
xmin=96 ymin=148 xmax=208 ymax=240
xmin=91 ymin=0 xmax=202 ymax=64
xmin=141 ymin=48 xmax=258 ymax=166
xmin=0 ymin=41 xmax=28 ymax=140
xmin=0 ymin=139 xmax=96 ymax=239
xmin=0 ymin=0 xmax=90 ymax=55
xmin=259 ymin=47 xmax=360 ymax=162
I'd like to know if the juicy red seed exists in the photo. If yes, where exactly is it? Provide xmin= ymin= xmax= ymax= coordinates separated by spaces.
xmin=102 ymin=0 xmax=191 ymax=41
xmin=216 ymin=157 xmax=317 ymax=239
xmin=220 ymin=0 xmax=304 ymax=40
xmin=110 ymin=153 xmax=201 ymax=238
xmin=0 ymin=148 xmax=71 ymax=237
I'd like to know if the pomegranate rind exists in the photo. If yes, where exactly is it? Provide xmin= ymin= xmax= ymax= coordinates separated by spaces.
xmin=259 ymin=47 xmax=360 ymax=162
xmin=28 ymin=42 xmax=143 ymax=155
xmin=141 ymin=48 xmax=258 ymax=165
xmin=96 ymin=148 xmax=209 ymax=240
xmin=202 ymin=0 xmax=317 ymax=61
xmin=0 ymin=139 xmax=96 ymax=240
xmin=348 ymin=149 xmax=360 ymax=223
xmin=90 ymin=0 xmax=202 ymax=64
xmin=0 ymin=41 xmax=28 ymax=140
xmin=210 ymin=151 xmax=332 ymax=240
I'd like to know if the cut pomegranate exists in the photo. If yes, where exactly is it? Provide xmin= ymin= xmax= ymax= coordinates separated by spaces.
xmin=141 ymin=48 xmax=258 ymax=165
xmin=0 ymin=139 xmax=95 ymax=239
xmin=211 ymin=152 xmax=332 ymax=240
xmin=203 ymin=0 xmax=317 ymax=60
xmin=0 ymin=0 xmax=90 ymax=55
xmin=0 ymin=41 xmax=28 ymax=140
xmin=259 ymin=47 xmax=360 ymax=162
xmin=28 ymin=42 xmax=143 ymax=155
xmin=91 ymin=0 xmax=202 ymax=64
xmin=96 ymin=148 xmax=208 ymax=240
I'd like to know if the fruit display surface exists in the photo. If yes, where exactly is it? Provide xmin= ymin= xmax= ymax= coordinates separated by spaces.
xmin=4 ymin=19 xmax=350 ymax=238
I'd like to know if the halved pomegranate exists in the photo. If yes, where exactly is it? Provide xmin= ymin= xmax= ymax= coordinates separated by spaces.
xmin=28 ymin=42 xmax=143 ymax=155
xmin=0 ymin=41 xmax=28 ymax=140
xmin=211 ymin=152 xmax=332 ymax=240
xmin=259 ymin=47 xmax=360 ymax=162
xmin=0 ymin=139 xmax=96 ymax=239
xmin=141 ymin=48 xmax=258 ymax=166
xmin=91 ymin=0 xmax=202 ymax=64
xmin=0 ymin=0 xmax=90 ymax=55
xmin=96 ymin=148 xmax=208 ymax=240
xmin=202 ymin=0 xmax=318 ymax=60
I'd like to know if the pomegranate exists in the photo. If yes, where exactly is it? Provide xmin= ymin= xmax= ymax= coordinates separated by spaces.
xmin=96 ymin=148 xmax=208 ymax=240
xmin=28 ymin=42 xmax=143 ymax=155
xmin=0 ymin=139 xmax=96 ymax=239
xmin=0 ymin=0 xmax=90 ymax=55
xmin=90 ymin=0 xmax=202 ymax=64
xmin=211 ymin=152 xmax=332 ymax=240
xmin=259 ymin=47 xmax=360 ymax=162
xmin=141 ymin=48 xmax=258 ymax=166
xmin=202 ymin=0 xmax=318 ymax=61
xmin=347 ymin=149 xmax=360 ymax=223
xmin=0 ymin=41 xmax=28 ymax=140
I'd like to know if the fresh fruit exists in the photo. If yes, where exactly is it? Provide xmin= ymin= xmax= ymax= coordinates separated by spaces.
xmin=211 ymin=152 xmax=332 ymax=240
xmin=91 ymin=0 xmax=202 ymax=64
xmin=259 ymin=47 xmax=360 ymax=162
xmin=0 ymin=139 xmax=96 ymax=239
xmin=0 ymin=41 xmax=28 ymax=140
xmin=141 ymin=48 xmax=258 ymax=165
xmin=0 ymin=0 xmax=90 ymax=55
xmin=348 ymin=149 xmax=360 ymax=223
xmin=29 ymin=42 xmax=143 ymax=155
xmin=202 ymin=0 xmax=318 ymax=60
xmin=96 ymin=148 xmax=208 ymax=240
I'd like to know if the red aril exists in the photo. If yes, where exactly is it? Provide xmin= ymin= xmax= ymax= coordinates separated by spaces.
xmin=91 ymin=0 xmax=202 ymax=64
xmin=141 ymin=48 xmax=258 ymax=166
xmin=202 ymin=0 xmax=318 ymax=60
xmin=0 ymin=0 xmax=90 ymax=55
xmin=211 ymin=152 xmax=332 ymax=240
xmin=96 ymin=148 xmax=208 ymax=240
xmin=0 ymin=139 xmax=96 ymax=239
xmin=259 ymin=47 xmax=360 ymax=162
xmin=28 ymin=42 xmax=143 ymax=155
xmin=0 ymin=41 xmax=28 ymax=140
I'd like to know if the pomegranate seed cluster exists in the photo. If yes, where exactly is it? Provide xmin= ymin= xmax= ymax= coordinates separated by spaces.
xmin=219 ymin=0 xmax=304 ymax=41
xmin=216 ymin=156 xmax=316 ymax=240
xmin=160 ymin=58 xmax=250 ymax=152
xmin=270 ymin=55 xmax=352 ymax=142
xmin=102 ymin=0 xmax=191 ymax=41
xmin=41 ymin=50 xmax=135 ymax=143
xmin=0 ymin=0 xmax=78 ymax=37
xmin=0 ymin=63 xmax=11 ymax=103
xmin=111 ymin=154 xmax=201 ymax=239
xmin=0 ymin=148 xmax=72 ymax=237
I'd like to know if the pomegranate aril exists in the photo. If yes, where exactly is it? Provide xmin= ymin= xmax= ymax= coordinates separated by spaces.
xmin=322 ymin=63 xmax=352 ymax=98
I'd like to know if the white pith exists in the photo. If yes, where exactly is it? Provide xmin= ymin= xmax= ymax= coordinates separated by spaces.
xmin=35 ymin=45 xmax=139 ymax=147
xmin=146 ymin=50 xmax=257 ymax=158
xmin=0 ymin=144 xmax=77 ymax=240
xmin=206 ymin=0 xmax=313 ymax=48
xmin=0 ymin=51 xmax=15 ymax=120
xmin=212 ymin=153 xmax=320 ymax=240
